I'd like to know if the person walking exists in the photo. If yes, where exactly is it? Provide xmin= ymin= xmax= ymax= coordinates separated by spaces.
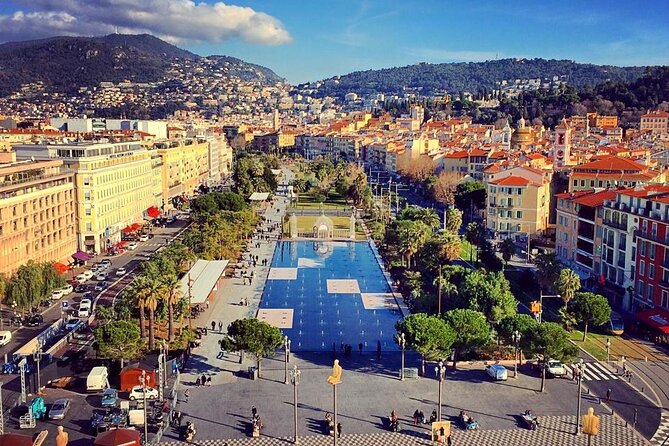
xmin=219 ymin=321 xmax=223 ymax=332
xmin=606 ymin=388 xmax=612 ymax=402
xmin=252 ymin=406 xmax=258 ymax=419
xmin=337 ymin=422 xmax=342 ymax=438
xmin=184 ymin=389 xmax=190 ymax=403
xmin=211 ymin=321 xmax=216 ymax=331
xmin=201 ymin=374 xmax=207 ymax=388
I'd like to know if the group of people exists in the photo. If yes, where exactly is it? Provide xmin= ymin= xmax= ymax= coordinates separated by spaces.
xmin=339 ymin=343 xmax=361 ymax=357
xmin=412 ymin=409 xmax=438 ymax=425
xmin=210 ymin=321 xmax=224 ymax=332
xmin=195 ymin=374 xmax=212 ymax=387
xmin=324 ymin=412 xmax=343 ymax=438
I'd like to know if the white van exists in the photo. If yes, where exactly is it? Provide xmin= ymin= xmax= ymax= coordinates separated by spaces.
xmin=0 ymin=331 xmax=12 ymax=346
xmin=86 ymin=366 xmax=109 ymax=392
xmin=78 ymin=302 xmax=91 ymax=318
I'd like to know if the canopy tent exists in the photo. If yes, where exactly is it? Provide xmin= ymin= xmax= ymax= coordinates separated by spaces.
xmin=249 ymin=192 xmax=270 ymax=201
xmin=121 ymin=226 xmax=134 ymax=234
xmin=94 ymin=429 xmax=141 ymax=446
xmin=180 ymin=259 xmax=229 ymax=304
xmin=635 ymin=307 xmax=669 ymax=334
xmin=53 ymin=262 xmax=69 ymax=274
xmin=146 ymin=206 xmax=162 ymax=219
xmin=72 ymin=251 xmax=92 ymax=262
xmin=130 ymin=223 xmax=142 ymax=231
xmin=120 ymin=366 xmax=156 ymax=391
xmin=0 ymin=433 xmax=33 ymax=446
xmin=117 ymin=241 xmax=128 ymax=248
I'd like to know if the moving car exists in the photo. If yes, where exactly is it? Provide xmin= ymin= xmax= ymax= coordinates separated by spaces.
xmin=609 ymin=315 xmax=624 ymax=336
xmin=545 ymin=360 xmax=567 ymax=378
xmin=94 ymin=281 xmax=108 ymax=291
xmin=128 ymin=385 xmax=158 ymax=401
xmin=485 ymin=364 xmax=508 ymax=381
xmin=75 ymin=274 xmax=87 ymax=284
xmin=138 ymin=234 xmax=150 ymax=242
xmin=51 ymin=289 xmax=64 ymax=300
xmin=96 ymin=273 xmax=107 ymax=281
xmin=60 ymin=284 xmax=74 ymax=296
xmin=127 ymin=242 xmax=138 ymax=250
xmin=24 ymin=313 xmax=44 ymax=327
xmin=64 ymin=318 xmax=82 ymax=331
xmin=49 ymin=398 xmax=71 ymax=420
xmin=0 ymin=331 xmax=12 ymax=346
xmin=101 ymin=389 xmax=119 ymax=408
xmin=82 ymin=270 xmax=94 ymax=280
xmin=115 ymin=267 xmax=127 ymax=277
xmin=78 ymin=301 xmax=92 ymax=318
xmin=75 ymin=284 xmax=89 ymax=293
xmin=101 ymin=259 xmax=112 ymax=267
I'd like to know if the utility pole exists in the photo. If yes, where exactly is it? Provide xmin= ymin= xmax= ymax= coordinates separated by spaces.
xmin=0 ymin=381 xmax=4 ymax=434
xmin=435 ymin=361 xmax=446 ymax=421
xmin=437 ymin=264 xmax=442 ymax=315
xmin=399 ymin=333 xmax=406 ymax=381
xmin=140 ymin=370 xmax=149 ymax=444
xmin=33 ymin=349 xmax=43 ymax=395
xmin=574 ymin=359 xmax=586 ymax=435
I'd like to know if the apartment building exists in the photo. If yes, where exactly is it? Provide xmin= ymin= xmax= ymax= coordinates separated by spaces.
xmin=153 ymin=140 xmax=210 ymax=208
xmin=640 ymin=111 xmax=669 ymax=136
xmin=15 ymin=141 xmax=158 ymax=254
xmin=0 ymin=155 xmax=77 ymax=276
xmin=569 ymin=156 xmax=665 ymax=192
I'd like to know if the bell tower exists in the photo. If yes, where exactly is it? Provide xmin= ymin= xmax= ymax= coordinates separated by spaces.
xmin=553 ymin=118 xmax=571 ymax=169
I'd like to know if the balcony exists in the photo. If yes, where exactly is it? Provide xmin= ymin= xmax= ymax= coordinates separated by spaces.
xmin=634 ymin=230 xmax=668 ymax=245
xmin=660 ymin=279 xmax=669 ymax=289
xmin=603 ymin=219 xmax=627 ymax=231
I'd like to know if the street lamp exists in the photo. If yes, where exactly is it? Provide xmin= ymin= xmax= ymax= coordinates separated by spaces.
xmin=284 ymin=335 xmax=291 ymax=384
xmin=434 ymin=361 xmax=446 ymax=422
xmin=289 ymin=365 xmax=301 ymax=444
xmin=606 ymin=338 xmax=611 ymax=364
xmin=512 ymin=330 xmax=521 ymax=379
xmin=399 ymin=333 xmax=406 ymax=381
xmin=139 ymin=370 xmax=149 ymax=445
xmin=32 ymin=348 xmax=43 ymax=395
xmin=574 ymin=359 xmax=586 ymax=435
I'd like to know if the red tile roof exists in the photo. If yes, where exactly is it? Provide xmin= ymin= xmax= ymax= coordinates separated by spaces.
xmin=572 ymin=189 xmax=619 ymax=207
xmin=490 ymin=176 xmax=531 ymax=186
xmin=642 ymin=111 xmax=669 ymax=118
xmin=573 ymin=156 xmax=647 ymax=172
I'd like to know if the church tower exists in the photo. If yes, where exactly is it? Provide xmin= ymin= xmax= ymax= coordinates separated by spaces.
xmin=502 ymin=120 xmax=512 ymax=151
xmin=273 ymin=109 xmax=280 ymax=132
xmin=553 ymin=118 xmax=572 ymax=169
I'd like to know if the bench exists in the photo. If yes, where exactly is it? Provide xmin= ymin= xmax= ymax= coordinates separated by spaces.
xmin=401 ymin=367 xmax=419 ymax=379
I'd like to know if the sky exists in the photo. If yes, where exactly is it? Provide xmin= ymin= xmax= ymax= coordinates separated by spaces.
xmin=0 ymin=0 xmax=668 ymax=84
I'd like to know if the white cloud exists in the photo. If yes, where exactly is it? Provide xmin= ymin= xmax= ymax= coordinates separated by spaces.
xmin=0 ymin=0 xmax=292 ymax=45
xmin=409 ymin=48 xmax=500 ymax=63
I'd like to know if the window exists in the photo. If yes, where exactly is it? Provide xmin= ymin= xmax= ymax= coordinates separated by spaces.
xmin=648 ymin=284 xmax=654 ymax=302
xmin=573 ymin=179 xmax=578 ymax=186
xmin=640 ymin=260 xmax=645 ymax=276
xmin=642 ymin=220 xmax=648 ymax=233
xmin=641 ymin=241 xmax=646 ymax=256
xmin=650 ymin=243 xmax=657 ymax=260
xmin=649 ymin=264 xmax=655 ymax=279
xmin=662 ymin=290 xmax=668 ymax=309
xmin=83 ymin=177 xmax=90 ymax=186
xmin=516 ymin=211 xmax=523 ymax=219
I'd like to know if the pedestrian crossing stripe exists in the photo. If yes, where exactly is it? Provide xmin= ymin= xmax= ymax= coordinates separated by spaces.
xmin=573 ymin=361 xmax=619 ymax=381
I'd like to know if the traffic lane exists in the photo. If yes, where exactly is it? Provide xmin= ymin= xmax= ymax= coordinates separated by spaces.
xmin=584 ymin=376 xmax=660 ymax=438
xmin=0 ymin=302 xmax=64 ymax=358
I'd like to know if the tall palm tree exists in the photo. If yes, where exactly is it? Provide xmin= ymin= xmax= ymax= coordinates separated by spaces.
xmin=160 ymin=273 xmax=183 ymax=341
xmin=555 ymin=268 xmax=581 ymax=308
xmin=126 ymin=276 xmax=151 ymax=341
xmin=433 ymin=273 xmax=457 ymax=314
xmin=415 ymin=208 xmax=441 ymax=230
xmin=145 ymin=282 xmax=161 ymax=351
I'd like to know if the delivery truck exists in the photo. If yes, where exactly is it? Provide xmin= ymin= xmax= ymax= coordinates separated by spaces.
xmin=87 ymin=366 xmax=109 ymax=392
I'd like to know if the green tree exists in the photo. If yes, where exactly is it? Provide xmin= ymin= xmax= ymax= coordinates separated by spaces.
xmin=555 ymin=268 xmax=581 ymax=307
xmin=455 ymin=180 xmax=487 ymax=211
xmin=227 ymin=318 xmax=283 ymax=377
xmin=570 ymin=292 xmax=612 ymax=341
xmin=499 ymin=238 xmax=516 ymax=266
xmin=443 ymin=207 xmax=463 ymax=233
xmin=395 ymin=313 xmax=455 ymax=376
xmin=443 ymin=309 xmax=491 ymax=368
xmin=125 ymin=276 xmax=151 ymax=341
xmin=94 ymin=320 xmax=143 ymax=368
xmin=534 ymin=252 xmax=562 ymax=292
xmin=526 ymin=322 xmax=578 ymax=392
xmin=497 ymin=314 xmax=538 ymax=347
xmin=457 ymin=270 xmax=518 ymax=324
xmin=395 ymin=219 xmax=432 ymax=267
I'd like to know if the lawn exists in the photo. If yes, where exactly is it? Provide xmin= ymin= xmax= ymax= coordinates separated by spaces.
xmin=459 ymin=239 xmax=477 ymax=264
xmin=291 ymin=192 xmax=351 ymax=211
xmin=568 ymin=330 xmax=611 ymax=361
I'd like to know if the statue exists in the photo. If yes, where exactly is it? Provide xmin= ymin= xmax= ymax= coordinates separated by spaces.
xmin=582 ymin=407 xmax=600 ymax=436
xmin=56 ymin=425 xmax=69 ymax=446
xmin=327 ymin=359 xmax=342 ymax=385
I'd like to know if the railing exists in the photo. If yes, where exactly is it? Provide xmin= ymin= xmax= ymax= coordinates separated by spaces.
xmin=603 ymin=219 xmax=628 ymax=231
xmin=634 ymin=230 xmax=668 ymax=245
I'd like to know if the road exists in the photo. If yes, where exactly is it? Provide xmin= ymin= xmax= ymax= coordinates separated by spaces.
xmin=0 ymin=219 xmax=190 ymax=360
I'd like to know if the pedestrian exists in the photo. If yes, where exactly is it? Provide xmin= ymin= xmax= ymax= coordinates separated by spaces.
xmin=337 ymin=422 xmax=342 ymax=438
xmin=252 ymin=406 xmax=257 ymax=419
xmin=184 ymin=389 xmax=190 ymax=403
xmin=447 ymin=433 xmax=452 ymax=446
xmin=606 ymin=388 xmax=612 ymax=401
xmin=207 ymin=376 xmax=212 ymax=386
xmin=219 ymin=321 xmax=223 ymax=332
xmin=177 ymin=411 xmax=183 ymax=426
xmin=340 ymin=343 xmax=344 ymax=352
xmin=359 ymin=342 xmax=363 ymax=354
xmin=201 ymin=374 xmax=207 ymax=387
xmin=195 ymin=376 xmax=201 ymax=387
xmin=413 ymin=409 xmax=420 ymax=426
xmin=377 ymin=340 xmax=382 ymax=360
xmin=211 ymin=321 xmax=216 ymax=331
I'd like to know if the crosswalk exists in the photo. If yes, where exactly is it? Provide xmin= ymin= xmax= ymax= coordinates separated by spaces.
xmin=571 ymin=361 xmax=619 ymax=381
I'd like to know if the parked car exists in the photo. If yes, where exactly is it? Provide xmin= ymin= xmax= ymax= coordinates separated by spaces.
xmin=128 ymin=385 xmax=158 ymax=401
xmin=115 ymin=268 xmax=127 ymax=277
xmin=486 ymin=364 xmax=508 ymax=381
xmin=49 ymin=398 xmax=71 ymax=420
xmin=0 ymin=331 xmax=12 ymax=346
xmin=80 ymin=298 xmax=92 ymax=308
xmin=75 ymin=274 xmax=87 ymax=284
xmin=138 ymin=234 xmax=150 ymax=242
xmin=60 ymin=284 xmax=74 ymax=296
xmin=609 ymin=315 xmax=624 ymax=336
xmin=64 ymin=318 xmax=82 ymax=331
xmin=101 ymin=389 xmax=119 ymax=408
xmin=94 ymin=281 xmax=108 ymax=291
xmin=82 ymin=270 xmax=94 ymax=280
xmin=545 ymin=360 xmax=567 ymax=378
xmin=75 ymin=284 xmax=89 ymax=293
xmin=127 ymin=242 xmax=138 ymax=251
xmin=51 ymin=289 xmax=64 ymax=300
xmin=24 ymin=313 xmax=44 ymax=327
xmin=83 ymin=291 xmax=94 ymax=300
xmin=101 ymin=259 xmax=112 ymax=267
xmin=96 ymin=273 xmax=107 ymax=281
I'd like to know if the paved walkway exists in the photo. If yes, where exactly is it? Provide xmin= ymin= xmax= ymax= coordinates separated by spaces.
xmin=178 ymin=181 xmax=291 ymax=388
xmin=160 ymin=414 xmax=644 ymax=446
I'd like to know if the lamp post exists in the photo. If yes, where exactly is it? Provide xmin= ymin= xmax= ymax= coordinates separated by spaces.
xmin=290 ymin=365 xmax=301 ymax=444
xmin=399 ymin=333 xmax=406 ymax=381
xmin=512 ymin=330 xmax=521 ymax=379
xmin=284 ymin=335 xmax=291 ymax=384
xmin=574 ymin=359 xmax=586 ymax=435
xmin=605 ymin=338 xmax=611 ymax=364
xmin=435 ymin=361 xmax=446 ymax=422
xmin=140 ymin=370 xmax=148 ymax=445
xmin=32 ymin=348 xmax=43 ymax=395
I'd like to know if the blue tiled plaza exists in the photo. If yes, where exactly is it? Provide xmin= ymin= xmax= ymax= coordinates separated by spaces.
xmin=258 ymin=240 xmax=402 ymax=351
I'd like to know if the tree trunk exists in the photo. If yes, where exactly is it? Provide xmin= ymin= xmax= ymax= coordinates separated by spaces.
xmin=452 ymin=349 xmax=458 ymax=369
xmin=420 ymin=355 xmax=425 ymax=376
xmin=139 ymin=305 xmax=146 ymax=340
xmin=540 ymin=366 xmax=546 ymax=393
xmin=120 ymin=358 xmax=125 ymax=369
xmin=168 ymin=300 xmax=174 ymax=342
xmin=239 ymin=350 xmax=244 ymax=364
xmin=257 ymin=357 xmax=262 ymax=378
xmin=582 ymin=322 xmax=588 ymax=342
xmin=148 ymin=308 xmax=155 ymax=351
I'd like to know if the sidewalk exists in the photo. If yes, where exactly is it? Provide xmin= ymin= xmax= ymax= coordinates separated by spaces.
xmin=177 ymin=193 xmax=290 ymax=388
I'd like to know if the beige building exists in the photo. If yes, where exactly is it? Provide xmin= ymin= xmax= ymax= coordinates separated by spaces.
xmin=15 ymin=141 xmax=158 ymax=254
xmin=486 ymin=167 xmax=551 ymax=237
xmin=640 ymin=111 xmax=668 ymax=135
xmin=569 ymin=156 xmax=666 ymax=192
xmin=0 ymin=152 xmax=77 ymax=276
xmin=153 ymin=140 xmax=210 ymax=209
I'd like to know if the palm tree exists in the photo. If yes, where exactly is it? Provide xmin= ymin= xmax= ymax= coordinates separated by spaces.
xmin=126 ymin=277 xmax=151 ymax=341
xmin=145 ymin=282 xmax=160 ymax=351
xmin=415 ymin=208 xmax=441 ymax=230
xmin=398 ymin=220 xmax=431 ymax=267
xmin=160 ymin=273 xmax=183 ymax=341
xmin=499 ymin=238 xmax=516 ymax=268
xmin=555 ymin=268 xmax=581 ymax=308
xmin=433 ymin=273 xmax=457 ymax=314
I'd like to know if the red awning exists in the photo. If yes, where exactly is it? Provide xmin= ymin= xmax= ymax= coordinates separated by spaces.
xmin=117 ymin=241 xmax=128 ymax=247
xmin=0 ymin=433 xmax=33 ymax=446
xmin=122 ymin=226 xmax=134 ymax=234
xmin=635 ymin=307 xmax=669 ymax=334
xmin=94 ymin=428 xmax=141 ymax=446
xmin=54 ymin=262 xmax=69 ymax=274
xmin=130 ymin=223 xmax=142 ymax=231
xmin=147 ymin=206 xmax=161 ymax=218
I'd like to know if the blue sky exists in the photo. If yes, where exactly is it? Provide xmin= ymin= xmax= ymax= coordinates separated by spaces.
xmin=1 ymin=0 xmax=668 ymax=84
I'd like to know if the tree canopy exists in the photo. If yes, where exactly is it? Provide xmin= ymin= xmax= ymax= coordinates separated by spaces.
xmin=443 ymin=309 xmax=491 ymax=368
xmin=569 ymin=292 xmax=612 ymax=341
xmin=227 ymin=318 xmax=283 ymax=377
xmin=457 ymin=270 xmax=518 ymax=324
xmin=94 ymin=320 xmax=143 ymax=368
xmin=396 ymin=313 xmax=455 ymax=375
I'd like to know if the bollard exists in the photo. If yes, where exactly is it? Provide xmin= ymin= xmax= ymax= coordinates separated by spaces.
xmin=611 ymin=408 xmax=614 ymax=416
xmin=641 ymin=386 xmax=644 ymax=393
